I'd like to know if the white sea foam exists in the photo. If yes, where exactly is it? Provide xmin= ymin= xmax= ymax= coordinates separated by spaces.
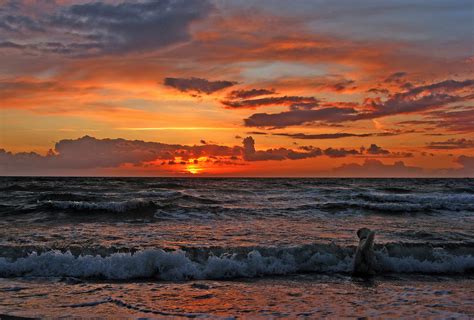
xmin=0 ymin=246 xmax=472 ymax=280
xmin=378 ymin=249 xmax=474 ymax=273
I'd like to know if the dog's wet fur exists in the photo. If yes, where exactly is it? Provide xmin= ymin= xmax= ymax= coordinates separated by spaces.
xmin=353 ymin=228 xmax=376 ymax=276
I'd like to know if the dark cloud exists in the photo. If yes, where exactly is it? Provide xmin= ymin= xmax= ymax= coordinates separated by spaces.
xmin=53 ymin=136 xmax=243 ymax=167
xmin=326 ymin=79 xmax=355 ymax=92
xmin=274 ymin=132 xmax=373 ymax=140
xmin=427 ymin=138 xmax=474 ymax=149
xmin=243 ymin=79 xmax=473 ymax=128
xmin=384 ymin=72 xmax=407 ymax=83
xmin=273 ymin=131 xmax=415 ymax=140
xmin=227 ymin=88 xmax=276 ymax=99
xmin=0 ymin=0 xmax=214 ymax=55
xmin=366 ymin=144 xmax=390 ymax=155
xmin=362 ymin=94 xmax=459 ymax=119
xmin=222 ymin=96 xmax=319 ymax=109
xmin=367 ymin=87 xmax=390 ymax=95
xmin=246 ymin=131 xmax=268 ymax=135
xmin=398 ymin=108 xmax=474 ymax=134
xmin=242 ymin=136 xmax=324 ymax=161
xmin=410 ymin=79 xmax=474 ymax=95
xmin=299 ymin=145 xmax=413 ymax=158
xmin=164 ymin=77 xmax=237 ymax=94
xmin=244 ymin=107 xmax=358 ymax=128
xmin=356 ymin=144 xmax=413 ymax=158
xmin=243 ymin=136 xmax=286 ymax=161
xmin=242 ymin=137 xmax=361 ymax=161
xmin=54 ymin=0 xmax=214 ymax=54
xmin=323 ymin=148 xmax=360 ymax=158
xmin=361 ymin=79 xmax=474 ymax=119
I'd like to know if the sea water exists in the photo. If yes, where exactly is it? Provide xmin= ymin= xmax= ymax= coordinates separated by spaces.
xmin=0 ymin=177 xmax=473 ymax=318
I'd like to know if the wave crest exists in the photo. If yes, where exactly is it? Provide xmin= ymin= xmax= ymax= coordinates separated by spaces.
xmin=42 ymin=199 xmax=157 ymax=214
xmin=1 ymin=243 xmax=472 ymax=280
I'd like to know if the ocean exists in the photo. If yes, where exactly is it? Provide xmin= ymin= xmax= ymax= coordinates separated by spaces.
xmin=0 ymin=177 xmax=473 ymax=318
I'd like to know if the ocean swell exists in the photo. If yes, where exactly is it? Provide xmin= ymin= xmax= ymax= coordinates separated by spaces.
xmin=0 ymin=243 xmax=472 ymax=280
xmin=354 ymin=193 xmax=474 ymax=212
xmin=42 ymin=199 xmax=157 ymax=214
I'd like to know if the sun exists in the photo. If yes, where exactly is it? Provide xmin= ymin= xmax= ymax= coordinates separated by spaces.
xmin=186 ymin=164 xmax=203 ymax=175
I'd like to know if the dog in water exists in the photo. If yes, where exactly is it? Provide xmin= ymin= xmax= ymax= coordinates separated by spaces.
xmin=353 ymin=227 xmax=376 ymax=276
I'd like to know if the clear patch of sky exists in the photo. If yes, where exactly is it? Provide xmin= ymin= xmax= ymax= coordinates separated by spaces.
xmin=239 ymin=61 xmax=334 ymax=80
xmin=219 ymin=0 xmax=473 ymax=57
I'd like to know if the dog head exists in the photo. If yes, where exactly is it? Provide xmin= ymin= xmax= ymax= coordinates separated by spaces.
xmin=357 ymin=227 xmax=371 ymax=239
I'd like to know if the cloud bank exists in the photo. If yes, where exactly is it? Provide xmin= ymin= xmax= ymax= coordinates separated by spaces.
xmin=332 ymin=156 xmax=474 ymax=177
xmin=0 ymin=0 xmax=214 ymax=55
xmin=243 ymin=79 xmax=474 ymax=128
xmin=427 ymin=138 xmax=474 ymax=149
xmin=0 ymin=135 xmax=358 ymax=174
xmin=1 ymin=136 xmax=471 ymax=176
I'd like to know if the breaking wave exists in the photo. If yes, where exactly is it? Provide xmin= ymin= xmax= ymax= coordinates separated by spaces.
xmin=1 ymin=243 xmax=472 ymax=280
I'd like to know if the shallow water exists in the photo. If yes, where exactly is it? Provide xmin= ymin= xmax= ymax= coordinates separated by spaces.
xmin=1 ymin=276 xmax=473 ymax=318
xmin=1 ymin=177 xmax=473 ymax=317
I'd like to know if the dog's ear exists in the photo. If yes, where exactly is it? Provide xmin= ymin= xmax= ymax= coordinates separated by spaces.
xmin=356 ymin=228 xmax=363 ymax=239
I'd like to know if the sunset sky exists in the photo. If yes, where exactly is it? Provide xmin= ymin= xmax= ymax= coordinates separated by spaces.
xmin=0 ymin=0 xmax=473 ymax=176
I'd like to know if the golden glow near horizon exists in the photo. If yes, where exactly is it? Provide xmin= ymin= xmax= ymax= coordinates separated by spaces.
xmin=117 ymin=127 xmax=237 ymax=131
xmin=186 ymin=164 xmax=203 ymax=175
xmin=0 ymin=1 xmax=472 ymax=176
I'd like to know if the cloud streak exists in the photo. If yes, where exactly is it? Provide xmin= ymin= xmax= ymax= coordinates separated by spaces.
xmin=222 ymin=95 xmax=319 ymax=109
xmin=427 ymin=138 xmax=474 ymax=149
xmin=227 ymin=88 xmax=276 ymax=99
xmin=275 ymin=132 xmax=365 ymax=139
xmin=164 ymin=77 xmax=237 ymax=95
xmin=244 ymin=107 xmax=357 ymax=128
